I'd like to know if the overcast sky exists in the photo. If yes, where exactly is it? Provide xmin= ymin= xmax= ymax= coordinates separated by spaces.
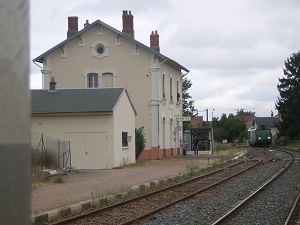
xmin=30 ymin=0 xmax=300 ymax=120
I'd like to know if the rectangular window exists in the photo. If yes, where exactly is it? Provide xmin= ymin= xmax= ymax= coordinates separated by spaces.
xmin=88 ymin=73 xmax=98 ymax=88
xmin=122 ymin=132 xmax=128 ymax=147
xmin=162 ymin=74 xmax=166 ymax=98
xmin=170 ymin=77 xmax=173 ymax=101
xmin=177 ymin=80 xmax=180 ymax=103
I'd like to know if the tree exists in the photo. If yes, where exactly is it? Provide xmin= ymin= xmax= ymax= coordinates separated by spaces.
xmin=182 ymin=75 xmax=196 ymax=130
xmin=275 ymin=51 xmax=300 ymax=140
xmin=182 ymin=75 xmax=196 ymax=117
xmin=213 ymin=113 xmax=247 ymax=143
xmin=236 ymin=108 xmax=256 ymax=116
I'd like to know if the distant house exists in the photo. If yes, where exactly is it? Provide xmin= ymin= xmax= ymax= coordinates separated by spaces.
xmin=31 ymin=83 xmax=137 ymax=169
xmin=190 ymin=116 xmax=204 ymax=128
xmin=252 ymin=117 xmax=279 ymax=138
xmin=32 ymin=10 xmax=189 ymax=160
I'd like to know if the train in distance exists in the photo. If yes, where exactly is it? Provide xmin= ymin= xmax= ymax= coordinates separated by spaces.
xmin=247 ymin=125 xmax=272 ymax=147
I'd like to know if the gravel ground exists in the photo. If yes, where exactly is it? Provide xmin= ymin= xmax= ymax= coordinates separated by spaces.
xmin=31 ymin=154 xmax=233 ymax=214
xmin=142 ymin=152 xmax=298 ymax=225
xmin=226 ymin=153 xmax=300 ymax=225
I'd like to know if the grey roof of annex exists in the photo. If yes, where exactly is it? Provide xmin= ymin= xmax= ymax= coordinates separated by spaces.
xmin=31 ymin=88 xmax=133 ymax=114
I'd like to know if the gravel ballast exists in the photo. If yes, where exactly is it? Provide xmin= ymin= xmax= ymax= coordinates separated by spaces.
xmin=143 ymin=151 xmax=300 ymax=225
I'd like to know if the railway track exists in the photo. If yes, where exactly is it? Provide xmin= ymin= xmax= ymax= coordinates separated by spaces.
xmin=283 ymin=147 xmax=300 ymax=225
xmin=285 ymin=188 xmax=300 ymax=225
xmin=209 ymin=147 xmax=300 ymax=225
xmin=49 ymin=149 xmax=267 ymax=225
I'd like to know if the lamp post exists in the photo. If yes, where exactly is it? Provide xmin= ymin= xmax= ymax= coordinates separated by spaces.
xmin=211 ymin=109 xmax=215 ymax=153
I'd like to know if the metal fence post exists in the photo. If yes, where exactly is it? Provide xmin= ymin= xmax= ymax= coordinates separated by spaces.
xmin=0 ymin=0 xmax=31 ymax=224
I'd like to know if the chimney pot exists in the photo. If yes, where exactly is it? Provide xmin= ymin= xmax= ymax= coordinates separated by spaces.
xmin=122 ymin=10 xmax=134 ymax=38
xmin=84 ymin=19 xmax=90 ymax=27
xmin=150 ymin=30 xmax=160 ymax=52
xmin=49 ymin=76 xmax=57 ymax=91
xmin=67 ymin=16 xmax=78 ymax=38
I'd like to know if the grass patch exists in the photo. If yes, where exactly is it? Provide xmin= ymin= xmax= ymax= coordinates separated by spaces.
xmin=53 ymin=175 xmax=65 ymax=184
xmin=288 ymin=143 xmax=300 ymax=149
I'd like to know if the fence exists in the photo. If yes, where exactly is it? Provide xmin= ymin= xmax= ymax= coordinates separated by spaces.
xmin=31 ymin=132 xmax=71 ymax=170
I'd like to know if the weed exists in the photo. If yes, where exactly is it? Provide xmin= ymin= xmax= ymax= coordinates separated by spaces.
xmin=91 ymin=187 xmax=102 ymax=207
xmin=32 ymin=173 xmax=44 ymax=187
xmin=186 ymin=161 xmax=199 ymax=177
xmin=53 ymin=175 xmax=64 ymax=184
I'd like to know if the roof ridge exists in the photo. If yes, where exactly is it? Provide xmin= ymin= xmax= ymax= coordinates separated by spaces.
xmin=32 ymin=18 xmax=188 ymax=72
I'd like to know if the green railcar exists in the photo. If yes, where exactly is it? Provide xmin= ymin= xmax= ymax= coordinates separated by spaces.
xmin=248 ymin=125 xmax=272 ymax=147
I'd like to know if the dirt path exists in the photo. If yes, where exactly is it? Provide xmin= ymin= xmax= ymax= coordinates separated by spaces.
xmin=31 ymin=154 xmax=235 ymax=214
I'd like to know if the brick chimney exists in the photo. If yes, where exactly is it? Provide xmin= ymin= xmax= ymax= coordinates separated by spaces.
xmin=49 ymin=76 xmax=57 ymax=92
xmin=150 ymin=30 xmax=160 ymax=52
xmin=67 ymin=16 xmax=78 ymax=38
xmin=122 ymin=10 xmax=134 ymax=38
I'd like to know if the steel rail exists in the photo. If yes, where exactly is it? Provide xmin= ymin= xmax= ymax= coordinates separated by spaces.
xmin=283 ymin=147 xmax=300 ymax=225
xmin=284 ymin=189 xmax=300 ymax=225
xmin=121 ymin=156 xmax=266 ymax=225
xmin=211 ymin=149 xmax=294 ymax=225
xmin=50 ymin=150 xmax=266 ymax=225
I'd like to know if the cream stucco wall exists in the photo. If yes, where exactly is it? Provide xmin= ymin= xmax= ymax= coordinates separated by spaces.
xmin=157 ymin=63 xmax=183 ymax=150
xmin=31 ymin=114 xmax=115 ymax=169
xmin=38 ymin=23 xmax=184 ymax=153
xmin=113 ymin=90 xmax=136 ymax=166
xmin=31 ymin=90 xmax=136 ymax=169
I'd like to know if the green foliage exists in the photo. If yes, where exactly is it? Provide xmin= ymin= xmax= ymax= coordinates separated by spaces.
xmin=182 ymin=75 xmax=196 ymax=117
xmin=276 ymin=51 xmax=300 ymax=140
xmin=185 ymin=161 xmax=199 ymax=177
xmin=236 ymin=108 xmax=256 ymax=115
xmin=182 ymin=75 xmax=196 ymax=130
xmin=213 ymin=113 xmax=247 ymax=143
xmin=53 ymin=175 xmax=64 ymax=184
xmin=31 ymin=148 xmax=57 ymax=169
xmin=135 ymin=127 xmax=146 ymax=159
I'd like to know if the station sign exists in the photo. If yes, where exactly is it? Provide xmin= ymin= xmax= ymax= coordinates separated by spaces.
xmin=181 ymin=117 xmax=191 ymax=121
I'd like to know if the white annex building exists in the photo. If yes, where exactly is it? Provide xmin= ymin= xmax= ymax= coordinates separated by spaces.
xmin=33 ymin=10 xmax=189 ymax=160
xmin=31 ymin=85 xmax=137 ymax=169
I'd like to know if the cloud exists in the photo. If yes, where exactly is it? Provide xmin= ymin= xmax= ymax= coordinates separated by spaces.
xmin=29 ymin=0 xmax=300 ymax=118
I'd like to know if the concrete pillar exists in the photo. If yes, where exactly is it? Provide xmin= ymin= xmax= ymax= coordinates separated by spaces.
xmin=0 ymin=0 xmax=31 ymax=224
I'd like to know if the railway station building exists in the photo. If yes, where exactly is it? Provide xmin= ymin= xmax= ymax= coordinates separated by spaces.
xmin=32 ymin=10 xmax=189 ymax=161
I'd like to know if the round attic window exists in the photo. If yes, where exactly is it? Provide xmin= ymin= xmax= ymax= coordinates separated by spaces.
xmin=96 ymin=45 xmax=105 ymax=55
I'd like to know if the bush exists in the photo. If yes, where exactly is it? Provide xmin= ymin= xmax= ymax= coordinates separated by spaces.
xmin=135 ymin=127 xmax=146 ymax=159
